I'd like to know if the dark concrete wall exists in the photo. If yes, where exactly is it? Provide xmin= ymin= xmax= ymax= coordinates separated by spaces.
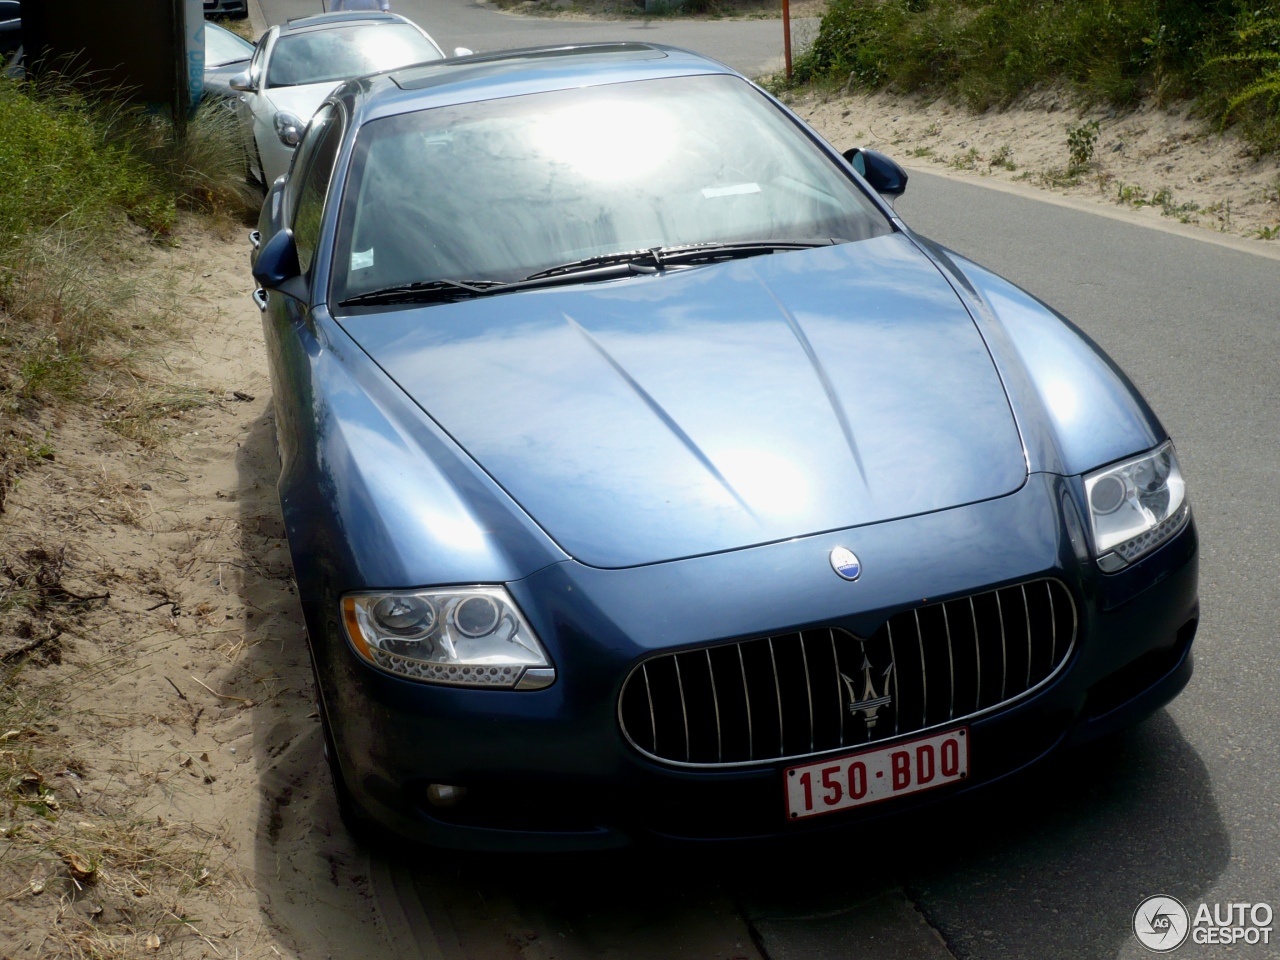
xmin=22 ymin=0 xmax=187 ymax=112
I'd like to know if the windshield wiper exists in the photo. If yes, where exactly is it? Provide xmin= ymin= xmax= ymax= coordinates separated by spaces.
xmin=339 ymin=261 xmax=660 ymax=308
xmin=521 ymin=239 xmax=844 ymax=282
xmin=338 ymin=240 xmax=846 ymax=308
xmin=339 ymin=278 xmax=506 ymax=307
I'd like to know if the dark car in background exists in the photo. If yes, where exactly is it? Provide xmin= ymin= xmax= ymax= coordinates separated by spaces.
xmin=1 ymin=1 xmax=21 ymax=59
xmin=249 ymin=43 xmax=1199 ymax=851
xmin=204 ymin=0 xmax=247 ymax=19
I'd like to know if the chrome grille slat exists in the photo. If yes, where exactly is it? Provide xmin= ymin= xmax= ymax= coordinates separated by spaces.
xmin=799 ymin=633 xmax=815 ymax=753
xmin=1047 ymin=580 xmax=1057 ymax=669
xmin=705 ymin=649 xmax=722 ymax=763
xmin=942 ymin=603 xmax=955 ymax=721
xmin=970 ymin=596 xmax=981 ymax=713
xmin=737 ymin=644 xmax=753 ymax=761
xmin=619 ymin=578 xmax=1076 ymax=768
xmin=642 ymin=663 xmax=656 ymax=756
xmin=1022 ymin=584 xmax=1032 ymax=688
xmin=767 ymin=637 xmax=784 ymax=755
xmin=886 ymin=621 xmax=899 ymax=736
xmin=996 ymin=590 xmax=1007 ymax=702
xmin=914 ymin=608 xmax=927 ymax=729
xmin=831 ymin=629 xmax=844 ymax=747
xmin=673 ymin=655 xmax=690 ymax=762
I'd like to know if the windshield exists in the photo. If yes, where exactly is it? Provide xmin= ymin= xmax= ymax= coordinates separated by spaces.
xmin=332 ymin=74 xmax=893 ymax=305
xmin=266 ymin=24 xmax=441 ymax=88
xmin=205 ymin=23 xmax=255 ymax=68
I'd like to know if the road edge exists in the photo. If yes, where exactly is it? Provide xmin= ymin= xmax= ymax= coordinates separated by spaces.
xmin=892 ymin=157 xmax=1280 ymax=263
xmin=248 ymin=0 xmax=268 ymax=39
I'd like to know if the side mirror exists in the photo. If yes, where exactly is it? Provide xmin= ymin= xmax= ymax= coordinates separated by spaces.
xmin=229 ymin=70 xmax=254 ymax=93
xmin=843 ymin=147 xmax=908 ymax=200
xmin=252 ymin=229 xmax=306 ymax=301
xmin=453 ymin=47 xmax=474 ymax=57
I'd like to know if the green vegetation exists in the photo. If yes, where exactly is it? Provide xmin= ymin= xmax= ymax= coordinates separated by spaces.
xmin=0 ymin=71 xmax=253 ymax=509
xmin=1066 ymin=119 xmax=1100 ymax=173
xmin=795 ymin=0 xmax=1280 ymax=154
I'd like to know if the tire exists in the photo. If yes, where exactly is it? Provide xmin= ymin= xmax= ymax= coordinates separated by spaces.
xmin=308 ymin=648 xmax=382 ymax=845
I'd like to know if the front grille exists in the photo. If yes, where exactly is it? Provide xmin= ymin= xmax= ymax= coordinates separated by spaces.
xmin=618 ymin=578 xmax=1076 ymax=767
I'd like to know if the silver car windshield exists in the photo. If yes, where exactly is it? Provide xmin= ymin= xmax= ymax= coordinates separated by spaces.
xmin=266 ymin=25 xmax=441 ymax=88
xmin=331 ymin=74 xmax=894 ymax=303
xmin=205 ymin=24 xmax=255 ymax=68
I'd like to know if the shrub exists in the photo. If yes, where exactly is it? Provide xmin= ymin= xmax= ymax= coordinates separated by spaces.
xmin=794 ymin=0 xmax=1280 ymax=154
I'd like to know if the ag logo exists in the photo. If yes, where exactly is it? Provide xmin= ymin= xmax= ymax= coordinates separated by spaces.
xmin=1133 ymin=895 xmax=1190 ymax=952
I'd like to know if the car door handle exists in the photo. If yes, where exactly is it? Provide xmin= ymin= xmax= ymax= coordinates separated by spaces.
xmin=252 ymin=288 xmax=268 ymax=312
xmin=249 ymin=230 xmax=261 ymax=250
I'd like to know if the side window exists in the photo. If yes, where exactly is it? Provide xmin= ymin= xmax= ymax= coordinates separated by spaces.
xmin=291 ymin=106 xmax=344 ymax=277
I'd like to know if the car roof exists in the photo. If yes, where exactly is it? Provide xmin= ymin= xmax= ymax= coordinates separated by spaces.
xmin=341 ymin=43 xmax=738 ymax=123
xmin=281 ymin=11 xmax=403 ymax=35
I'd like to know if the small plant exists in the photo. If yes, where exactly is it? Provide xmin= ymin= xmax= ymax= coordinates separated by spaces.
xmin=1257 ymin=224 xmax=1280 ymax=240
xmin=949 ymin=147 xmax=980 ymax=170
xmin=909 ymin=145 xmax=935 ymax=158
xmin=1066 ymin=120 xmax=1100 ymax=174
xmin=1152 ymin=189 xmax=1199 ymax=222
xmin=1116 ymin=182 xmax=1148 ymax=206
xmin=989 ymin=144 xmax=1016 ymax=171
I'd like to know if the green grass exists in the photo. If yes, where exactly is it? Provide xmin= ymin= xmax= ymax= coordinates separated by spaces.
xmin=0 ymin=70 xmax=254 ymax=510
xmin=794 ymin=0 xmax=1280 ymax=155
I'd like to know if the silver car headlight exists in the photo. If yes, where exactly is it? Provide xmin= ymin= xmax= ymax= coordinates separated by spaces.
xmin=342 ymin=588 xmax=555 ymax=689
xmin=1084 ymin=441 xmax=1190 ymax=573
xmin=273 ymin=111 xmax=304 ymax=147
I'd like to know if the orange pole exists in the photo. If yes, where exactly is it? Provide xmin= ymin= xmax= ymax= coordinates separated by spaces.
xmin=782 ymin=0 xmax=792 ymax=80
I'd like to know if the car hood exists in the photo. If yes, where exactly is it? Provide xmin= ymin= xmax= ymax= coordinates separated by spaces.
xmin=342 ymin=234 xmax=1028 ymax=569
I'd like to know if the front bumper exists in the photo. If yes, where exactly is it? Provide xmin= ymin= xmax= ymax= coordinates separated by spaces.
xmin=307 ymin=473 xmax=1199 ymax=851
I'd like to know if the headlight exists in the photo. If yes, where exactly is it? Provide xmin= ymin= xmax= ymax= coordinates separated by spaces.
xmin=342 ymin=588 xmax=554 ymax=689
xmin=1084 ymin=441 xmax=1190 ymax=572
xmin=273 ymin=111 xmax=303 ymax=147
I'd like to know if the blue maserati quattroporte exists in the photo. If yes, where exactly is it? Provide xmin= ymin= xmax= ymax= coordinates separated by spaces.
xmin=249 ymin=43 xmax=1199 ymax=850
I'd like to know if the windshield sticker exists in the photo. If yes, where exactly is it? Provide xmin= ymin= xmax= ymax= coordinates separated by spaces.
xmin=701 ymin=183 xmax=761 ymax=199
xmin=351 ymin=248 xmax=375 ymax=271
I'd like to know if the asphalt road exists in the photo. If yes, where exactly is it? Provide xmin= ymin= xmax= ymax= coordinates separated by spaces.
xmin=892 ymin=174 xmax=1280 ymax=958
xmin=245 ymin=2 xmax=1280 ymax=954
xmin=256 ymin=0 xmax=807 ymax=76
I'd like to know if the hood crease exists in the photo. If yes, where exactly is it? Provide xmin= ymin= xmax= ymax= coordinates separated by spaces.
xmin=565 ymin=311 xmax=758 ymax=520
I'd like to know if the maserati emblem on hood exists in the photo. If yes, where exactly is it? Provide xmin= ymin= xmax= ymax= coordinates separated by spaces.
xmin=830 ymin=547 xmax=862 ymax=581
xmin=840 ymin=652 xmax=894 ymax=728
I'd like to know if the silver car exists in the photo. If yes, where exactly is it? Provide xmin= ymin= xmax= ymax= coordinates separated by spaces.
xmin=230 ymin=11 xmax=445 ymax=187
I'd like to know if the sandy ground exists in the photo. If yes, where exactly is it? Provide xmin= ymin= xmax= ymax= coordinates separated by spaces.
xmin=0 ymin=222 xmax=385 ymax=958
xmin=791 ymin=88 xmax=1280 ymax=246
xmin=0 ymin=89 xmax=1276 ymax=957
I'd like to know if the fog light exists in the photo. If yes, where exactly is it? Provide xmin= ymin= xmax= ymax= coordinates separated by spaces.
xmin=426 ymin=783 xmax=467 ymax=808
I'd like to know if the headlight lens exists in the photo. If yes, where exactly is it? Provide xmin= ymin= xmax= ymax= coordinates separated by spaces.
xmin=273 ymin=111 xmax=303 ymax=147
xmin=342 ymin=587 xmax=554 ymax=689
xmin=1084 ymin=442 xmax=1189 ymax=572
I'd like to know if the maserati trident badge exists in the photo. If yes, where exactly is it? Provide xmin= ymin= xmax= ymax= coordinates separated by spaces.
xmin=830 ymin=546 xmax=862 ymax=581
xmin=840 ymin=652 xmax=893 ymax=728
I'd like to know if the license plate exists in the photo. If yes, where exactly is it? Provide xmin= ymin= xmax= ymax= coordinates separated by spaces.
xmin=784 ymin=727 xmax=969 ymax=820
